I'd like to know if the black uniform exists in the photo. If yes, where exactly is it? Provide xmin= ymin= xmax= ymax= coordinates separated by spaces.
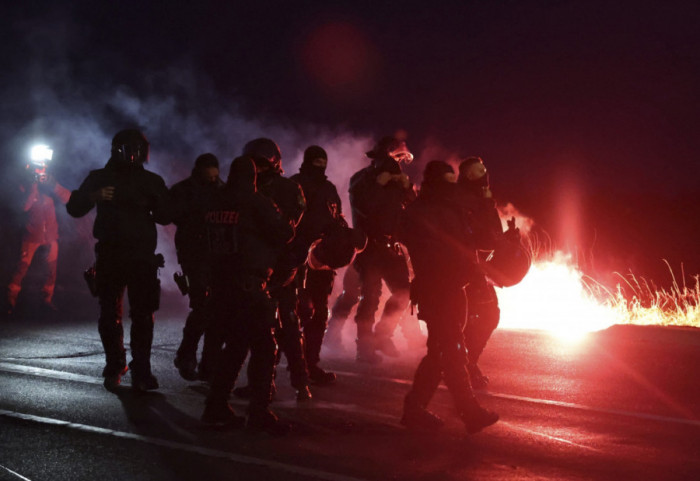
xmin=256 ymin=171 xmax=310 ymax=394
xmin=203 ymin=157 xmax=294 ymax=431
xmin=170 ymin=172 xmax=223 ymax=379
xmin=291 ymin=160 xmax=344 ymax=379
xmin=398 ymin=161 xmax=498 ymax=433
xmin=66 ymin=156 xmax=171 ymax=389
xmin=458 ymin=170 xmax=503 ymax=388
xmin=349 ymin=155 xmax=415 ymax=361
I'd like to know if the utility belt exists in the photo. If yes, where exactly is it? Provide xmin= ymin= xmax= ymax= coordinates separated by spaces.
xmin=84 ymin=252 xmax=165 ymax=299
xmin=95 ymin=242 xmax=165 ymax=267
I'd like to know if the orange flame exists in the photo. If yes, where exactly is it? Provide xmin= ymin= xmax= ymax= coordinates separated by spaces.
xmin=497 ymin=251 xmax=700 ymax=339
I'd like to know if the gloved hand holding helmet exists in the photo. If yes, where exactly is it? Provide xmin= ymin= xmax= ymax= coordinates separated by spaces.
xmin=307 ymin=224 xmax=367 ymax=271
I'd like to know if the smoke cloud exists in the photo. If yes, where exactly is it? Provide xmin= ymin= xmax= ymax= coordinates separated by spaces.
xmin=497 ymin=202 xmax=535 ymax=236
xmin=0 ymin=13 xmax=376 ymax=314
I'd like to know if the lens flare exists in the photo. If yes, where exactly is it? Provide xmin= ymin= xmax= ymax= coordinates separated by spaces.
xmin=30 ymin=144 xmax=53 ymax=164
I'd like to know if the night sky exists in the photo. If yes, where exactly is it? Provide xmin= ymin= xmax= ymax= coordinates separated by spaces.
xmin=1 ymin=0 xmax=699 ymax=290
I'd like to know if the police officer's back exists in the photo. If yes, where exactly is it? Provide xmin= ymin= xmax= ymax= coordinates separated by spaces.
xmin=170 ymin=153 xmax=224 ymax=381
xmin=203 ymin=156 xmax=294 ymax=434
xmin=233 ymin=138 xmax=313 ymax=401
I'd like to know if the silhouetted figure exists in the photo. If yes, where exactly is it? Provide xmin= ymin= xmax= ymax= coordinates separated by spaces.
xmin=66 ymin=129 xmax=171 ymax=391
xmin=457 ymin=156 xmax=505 ymax=389
xmin=348 ymin=136 xmax=417 ymax=363
xmin=5 ymin=158 xmax=71 ymax=317
xmin=202 ymin=156 xmax=294 ymax=435
xmin=232 ymin=138 xmax=312 ymax=401
xmin=398 ymin=160 xmax=498 ymax=433
xmin=291 ymin=145 xmax=347 ymax=385
xmin=170 ymin=153 xmax=223 ymax=381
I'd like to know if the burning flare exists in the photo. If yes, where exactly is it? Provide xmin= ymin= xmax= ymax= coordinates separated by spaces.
xmin=494 ymin=208 xmax=699 ymax=338
xmin=496 ymin=251 xmax=700 ymax=339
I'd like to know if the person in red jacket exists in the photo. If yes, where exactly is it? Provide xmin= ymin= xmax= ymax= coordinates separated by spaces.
xmin=5 ymin=151 xmax=70 ymax=316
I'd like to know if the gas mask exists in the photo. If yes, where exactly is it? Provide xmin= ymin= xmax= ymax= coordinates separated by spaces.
xmin=388 ymin=144 xmax=414 ymax=164
xmin=459 ymin=158 xmax=490 ymax=196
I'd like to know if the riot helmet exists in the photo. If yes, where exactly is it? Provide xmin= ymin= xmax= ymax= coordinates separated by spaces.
xmin=366 ymin=136 xmax=414 ymax=164
xmin=242 ymin=138 xmax=282 ymax=174
xmin=458 ymin=156 xmax=489 ymax=191
xmin=422 ymin=160 xmax=456 ymax=186
xmin=307 ymin=224 xmax=367 ymax=270
xmin=481 ymin=238 xmax=531 ymax=288
xmin=111 ymin=129 xmax=149 ymax=165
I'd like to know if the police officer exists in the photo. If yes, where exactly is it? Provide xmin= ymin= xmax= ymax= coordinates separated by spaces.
xmin=291 ymin=145 xmax=345 ymax=385
xmin=349 ymin=136 xmax=416 ymax=363
xmin=5 ymin=150 xmax=71 ymax=316
xmin=170 ymin=153 xmax=223 ymax=381
xmin=457 ymin=156 xmax=504 ymax=389
xmin=202 ymin=156 xmax=294 ymax=435
xmin=398 ymin=160 xmax=498 ymax=433
xmin=233 ymin=138 xmax=312 ymax=401
xmin=66 ymin=129 xmax=171 ymax=391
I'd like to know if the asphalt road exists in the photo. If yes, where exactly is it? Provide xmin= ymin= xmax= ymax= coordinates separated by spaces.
xmin=1 ymin=314 xmax=699 ymax=481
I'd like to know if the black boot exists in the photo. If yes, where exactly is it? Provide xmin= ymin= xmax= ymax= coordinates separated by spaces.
xmin=202 ymin=398 xmax=245 ymax=428
xmin=308 ymin=365 xmax=337 ymax=385
xmin=460 ymin=399 xmax=499 ymax=434
xmin=294 ymin=384 xmax=313 ymax=402
xmin=99 ymin=319 xmax=127 ymax=391
xmin=401 ymin=395 xmax=443 ymax=431
xmin=174 ymin=354 xmax=198 ymax=381
xmin=130 ymin=314 xmax=158 ymax=391
xmin=467 ymin=362 xmax=489 ymax=390
xmin=130 ymin=367 xmax=159 ymax=391
xmin=247 ymin=406 xmax=291 ymax=436
xmin=103 ymin=365 xmax=128 ymax=391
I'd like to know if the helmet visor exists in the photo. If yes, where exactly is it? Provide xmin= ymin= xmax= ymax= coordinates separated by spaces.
xmin=388 ymin=141 xmax=414 ymax=164
xmin=116 ymin=142 xmax=149 ymax=164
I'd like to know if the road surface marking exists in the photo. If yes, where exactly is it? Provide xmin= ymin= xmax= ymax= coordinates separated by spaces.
xmin=0 ymin=464 xmax=33 ymax=481
xmin=482 ymin=390 xmax=700 ymax=429
xmin=498 ymin=421 xmax=603 ymax=452
xmin=338 ymin=370 xmax=700 ymax=428
xmin=0 ymin=409 xmax=369 ymax=481
xmin=2 ymin=361 xmax=699 ymax=429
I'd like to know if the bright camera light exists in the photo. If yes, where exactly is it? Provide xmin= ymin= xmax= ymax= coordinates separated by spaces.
xmin=30 ymin=144 xmax=53 ymax=162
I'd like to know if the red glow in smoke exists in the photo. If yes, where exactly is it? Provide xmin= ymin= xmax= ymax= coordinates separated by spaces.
xmin=494 ymin=207 xmax=699 ymax=338
xmin=300 ymin=22 xmax=378 ymax=101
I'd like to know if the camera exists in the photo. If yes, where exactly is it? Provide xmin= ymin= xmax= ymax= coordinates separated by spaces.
xmin=28 ymin=144 xmax=52 ymax=183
